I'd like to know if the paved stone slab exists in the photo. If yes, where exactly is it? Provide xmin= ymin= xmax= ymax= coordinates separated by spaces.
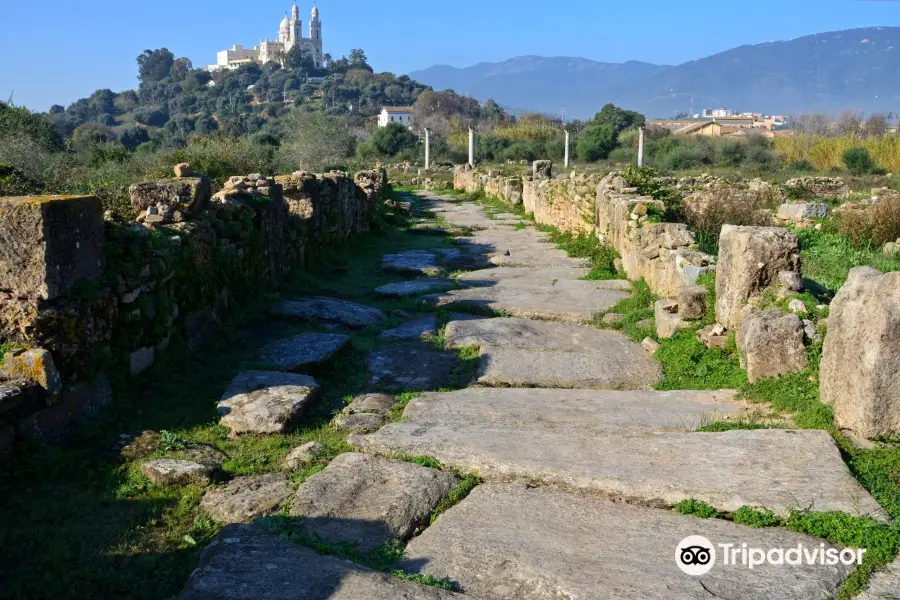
xmin=855 ymin=556 xmax=900 ymax=599
xmin=367 ymin=342 xmax=459 ymax=391
xmin=456 ymin=266 xmax=591 ymax=285
xmin=344 ymin=393 xmax=395 ymax=416
xmin=403 ymin=484 xmax=852 ymax=600
xmin=352 ymin=427 xmax=886 ymax=518
xmin=177 ymin=524 xmax=466 ymax=600
xmin=271 ymin=297 xmax=387 ymax=328
xmin=289 ymin=453 xmax=458 ymax=552
xmin=382 ymin=251 xmax=440 ymax=275
xmin=218 ymin=371 xmax=320 ymax=435
xmin=402 ymin=388 xmax=745 ymax=434
xmin=377 ymin=314 xmax=439 ymax=341
xmin=427 ymin=280 xmax=629 ymax=323
xmin=258 ymin=333 xmax=348 ymax=371
xmin=141 ymin=459 xmax=212 ymax=486
xmin=201 ymin=474 xmax=291 ymax=524
xmin=443 ymin=317 xmax=661 ymax=388
xmin=375 ymin=278 xmax=455 ymax=297
xmin=335 ymin=412 xmax=386 ymax=433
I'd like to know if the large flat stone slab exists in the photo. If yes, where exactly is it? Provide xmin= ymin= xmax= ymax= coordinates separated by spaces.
xmin=258 ymin=333 xmax=348 ymax=371
xmin=352 ymin=426 xmax=886 ymax=518
xmin=377 ymin=314 xmax=439 ymax=341
xmin=200 ymin=474 xmax=291 ymax=524
xmin=289 ymin=453 xmax=458 ymax=552
xmin=375 ymin=278 xmax=455 ymax=297
xmin=403 ymin=484 xmax=852 ymax=600
xmin=456 ymin=266 xmax=591 ymax=285
xmin=444 ymin=317 xmax=661 ymax=388
xmin=177 ymin=524 xmax=466 ymax=600
xmin=402 ymin=388 xmax=745 ymax=434
xmin=855 ymin=556 xmax=900 ymax=599
xmin=382 ymin=251 xmax=440 ymax=275
xmin=218 ymin=371 xmax=320 ymax=435
xmin=271 ymin=297 xmax=387 ymax=328
xmin=427 ymin=280 xmax=629 ymax=323
xmin=367 ymin=342 xmax=458 ymax=391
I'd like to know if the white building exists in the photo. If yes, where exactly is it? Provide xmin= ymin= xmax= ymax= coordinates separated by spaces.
xmin=378 ymin=106 xmax=414 ymax=128
xmin=209 ymin=4 xmax=323 ymax=71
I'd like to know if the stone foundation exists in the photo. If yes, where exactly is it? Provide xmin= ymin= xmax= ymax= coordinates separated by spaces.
xmin=0 ymin=167 xmax=388 ymax=458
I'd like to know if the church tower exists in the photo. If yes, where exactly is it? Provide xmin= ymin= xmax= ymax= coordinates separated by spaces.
xmin=310 ymin=4 xmax=322 ymax=66
xmin=290 ymin=4 xmax=302 ymax=46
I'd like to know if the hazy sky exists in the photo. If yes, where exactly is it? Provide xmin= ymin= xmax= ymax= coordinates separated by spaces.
xmin=3 ymin=0 xmax=900 ymax=111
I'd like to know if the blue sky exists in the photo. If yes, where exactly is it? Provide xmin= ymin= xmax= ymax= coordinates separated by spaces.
xmin=3 ymin=0 xmax=900 ymax=111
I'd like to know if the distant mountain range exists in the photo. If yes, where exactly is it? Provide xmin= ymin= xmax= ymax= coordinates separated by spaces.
xmin=408 ymin=27 xmax=900 ymax=119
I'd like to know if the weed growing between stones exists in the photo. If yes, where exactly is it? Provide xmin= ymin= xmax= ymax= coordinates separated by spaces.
xmin=428 ymin=472 xmax=481 ymax=525
xmin=732 ymin=506 xmax=781 ymax=528
xmin=535 ymin=225 xmax=622 ymax=280
xmin=675 ymin=499 xmax=720 ymax=519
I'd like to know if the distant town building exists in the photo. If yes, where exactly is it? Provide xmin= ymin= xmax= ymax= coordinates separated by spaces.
xmin=208 ymin=4 xmax=323 ymax=72
xmin=378 ymin=107 xmax=415 ymax=128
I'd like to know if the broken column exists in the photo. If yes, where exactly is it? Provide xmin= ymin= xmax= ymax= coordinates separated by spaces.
xmin=0 ymin=195 xmax=104 ymax=300
xmin=715 ymin=225 xmax=801 ymax=330
xmin=820 ymin=267 xmax=900 ymax=438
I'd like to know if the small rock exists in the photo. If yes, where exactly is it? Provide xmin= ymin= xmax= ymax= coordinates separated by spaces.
xmin=635 ymin=318 xmax=652 ymax=330
xmin=377 ymin=314 xmax=439 ymax=341
xmin=802 ymin=319 xmax=822 ymax=344
xmin=677 ymin=285 xmax=708 ymax=320
xmin=642 ymin=337 xmax=661 ymax=354
xmin=129 ymin=346 xmax=155 ymax=376
xmin=283 ymin=442 xmax=326 ymax=470
xmin=697 ymin=324 xmax=729 ymax=350
xmin=258 ymin=333 xmax=349 ymax=372
xmin=141 ymin=459 xmax=212 ymax=486
xmin=201 ymin=473 xmax=291 ymax=524
xmin=247 ymin=173 xmax=263 ymax=182
xmin=779 ymin=271 xmax=804 ymax=293
xmin=602 ymin=313 xmax=625 ymax=325
xmin=655 ymin=300 xmax=689 ymax=339
xmin=174 ymin=163 xmax=194 ymax=177
xmin=788 ymin=299 xmax=807 ymax=315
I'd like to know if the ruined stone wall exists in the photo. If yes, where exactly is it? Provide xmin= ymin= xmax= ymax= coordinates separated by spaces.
xmin=0 ymin=168 xmax=387 ymax=456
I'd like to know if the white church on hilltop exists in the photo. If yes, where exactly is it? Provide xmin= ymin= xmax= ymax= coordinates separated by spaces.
xmin=208 ymin=4 xmax=323 ymax=71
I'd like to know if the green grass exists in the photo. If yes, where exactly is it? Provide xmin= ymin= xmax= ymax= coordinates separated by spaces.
xmin=795 ymin=226 xmax=900 ymax=292
xmin=0 ymin=191 xmax=468 ymax=600
xmin=675 ymin=499 xmax=720 ymax=519
xmin=732 ymin=506 xmax=781 ymax=528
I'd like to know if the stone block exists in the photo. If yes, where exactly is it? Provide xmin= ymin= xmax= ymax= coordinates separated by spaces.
xmin=698 ymin=324 xmax=728 ymax=349
xmin=17 ymin=372 xmax=113 ymax=443
xmin=737 ymin=309 xmax=808 ymax=383
xmin=820 ymin=267 xmax=900 ymax=438
xmin=0 ymin=378 xmax=46 ymax=426
xmin=200 ymin=474 xmax=291 ymax=524
xmin=677 ymin=285 xmax=708 ymax=320
xmin=654 ymin=299 xmax=689 ymax=339
xmin=129 ymin=177 xmax=211 ymax=218
xmin=1 ymin=348 xmax=61 ymax=395
xmin=141 ymin=459 xmax=212 ymax=486
xmin=715 ymin=225 xmax=801 ymax=330
xmin=0 ymin=195 xmax=104 ymax=300
xmin=532 ymin=160 xmax=552 ymax=181
xmin=129 ymin=346 xmax=155 ymax=375
xmin=777 ymin=202 xmax=829 ymax=221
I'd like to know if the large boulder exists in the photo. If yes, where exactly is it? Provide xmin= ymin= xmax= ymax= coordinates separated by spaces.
xmin=715 ymin=225 xmax=801 ymax=330
xmin=128 ymin=176 xmax=211 ymax=219
xmin=0 ymin=195 xmax=104 ymax=300
xmin=737 ymin=309 xmax=808 ymax=383
xmin=820 ymin=267 xmax=900 ymax=438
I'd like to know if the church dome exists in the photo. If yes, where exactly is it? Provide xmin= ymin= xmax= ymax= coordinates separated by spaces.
xmin=280 ymin=15 xmax=290 ymax=30
xmin=311 ymin=4 xmax=319 ymax=18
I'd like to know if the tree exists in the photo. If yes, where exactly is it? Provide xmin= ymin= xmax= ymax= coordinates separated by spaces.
xmin=367 ymin=122 xmax=418 ymax=157
xmin=593 ymin=104 xmax=645 ymax=133
xmin=170 ymin=57 xmax=193 ymax=81
xmin=837 ymin=109 xmax=864 ymax=137
xmin=137 ymin=49 xmax=175 ymax=84
xmin=279 ymin=111 xmax=354 ymax=171
xmin=864 ymin=113 xmax=889 ymax=137
xmin=285 ymin=46 xmax=314 ymax=73
xmin=348 ymin=49 xmax=368 ymax=66
xmin=575 ymin=124 xmax=617 ymax=162
xmin=0 ymin=101 xmax=64 ymax=151
xmin=120 ymin=126 xmax=150 ymax=150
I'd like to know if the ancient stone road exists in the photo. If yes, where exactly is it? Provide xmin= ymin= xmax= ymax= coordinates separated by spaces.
xmin=181 ymin=192 xmax=890 ymax=600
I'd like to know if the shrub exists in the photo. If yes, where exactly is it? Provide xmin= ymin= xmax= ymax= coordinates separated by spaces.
xmin=836 ymin=195 xmax=900 ymax=248
xmin=842 ymin=147 xmax=875 ymax=175
xmin=576 ymin=124 xmax=617 ymax=162
xmin=660 ymin=142 xmax=713 ymax=171
xmin=683 ymin=187 xmax=773 ymax=254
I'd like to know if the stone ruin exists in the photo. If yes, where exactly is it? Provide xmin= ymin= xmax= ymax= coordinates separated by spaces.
xmin=454 ymin=160 xmax=900 ymax=439
xmin=0 ymin=165 xmax=388 ymax=458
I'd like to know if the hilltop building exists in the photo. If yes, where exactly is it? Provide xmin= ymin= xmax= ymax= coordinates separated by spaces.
xmin=378 ymin=107 xmax=415 ymax=128
xmin=208 ymin=4 xmax=323 ymax=72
